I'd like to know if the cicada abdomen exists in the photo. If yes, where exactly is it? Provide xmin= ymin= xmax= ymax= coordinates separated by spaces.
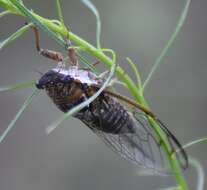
xmin=76 ymin=93 xmax=136 ymax=133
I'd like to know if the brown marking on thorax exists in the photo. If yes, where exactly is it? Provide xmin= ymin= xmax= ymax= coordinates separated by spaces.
xmin=65 ymin=81 xmax=83 ymax=102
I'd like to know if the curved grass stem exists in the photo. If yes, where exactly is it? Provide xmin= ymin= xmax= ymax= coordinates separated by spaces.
xmin=182 ymin=138 xmax=207 ymax=150
xmin=126 ymin=57 xmax=142 ymax=91
xmin=0 ymin=10 xmax=11 ymax=18
xmin=0 ymin=88 xmax=40 ymax=143
xmin=55 ymin=0 xmax=64 ymax=25
xmin=189 ymin=158 xmax=205 ymax=190
xmin=81 ymin=0 xmax=101 ymax=49
xmin=0 ymin=80 xmax=35 ymax=92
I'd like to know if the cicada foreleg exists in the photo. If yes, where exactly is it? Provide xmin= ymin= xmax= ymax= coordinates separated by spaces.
xmin=32 ymin=27 xmax=64 ymax=66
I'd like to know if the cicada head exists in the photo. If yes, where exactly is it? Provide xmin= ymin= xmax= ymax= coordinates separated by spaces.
xmin=36 ymin=69 xmax=72 ymax=90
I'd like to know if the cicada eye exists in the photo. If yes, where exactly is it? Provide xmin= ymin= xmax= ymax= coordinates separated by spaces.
xmin=57 ymin=82 xmax=63 ymax=88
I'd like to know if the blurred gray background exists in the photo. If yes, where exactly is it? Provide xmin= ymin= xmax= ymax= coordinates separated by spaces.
xmin=0 ymin=0 xmax=206 ymax=189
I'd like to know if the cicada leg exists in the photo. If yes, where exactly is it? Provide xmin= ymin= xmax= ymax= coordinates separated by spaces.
xmin=79 ymin=60 xmax=100 ymax=71
xmin=32 ymin=27 xmax=64 ymax=64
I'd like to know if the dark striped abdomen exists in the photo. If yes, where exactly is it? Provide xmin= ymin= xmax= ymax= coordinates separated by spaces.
xmin=75 ymin=94 xmax=135 ymax=134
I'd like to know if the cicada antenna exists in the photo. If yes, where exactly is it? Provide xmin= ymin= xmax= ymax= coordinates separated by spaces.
xmin=34 ymin=69 xmax=43 ymax=75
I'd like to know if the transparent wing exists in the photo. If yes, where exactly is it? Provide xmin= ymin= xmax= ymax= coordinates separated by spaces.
xmin=90 ymin=106 xmax=188 ymax=175
xmin=133 ymin=108 xmax=188 ymax=171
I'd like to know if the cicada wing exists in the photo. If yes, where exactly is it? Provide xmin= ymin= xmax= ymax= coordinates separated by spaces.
xmin=102 ymin=90 xmax=188 ymax=170
xmin=90 ymin=110 xmax=173 ymax=175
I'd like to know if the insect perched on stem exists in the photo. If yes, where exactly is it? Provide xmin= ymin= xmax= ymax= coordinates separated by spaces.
xmin=34 ymin=27 xmax=188 ymax=174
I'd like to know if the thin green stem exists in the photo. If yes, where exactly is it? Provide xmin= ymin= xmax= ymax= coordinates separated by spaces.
xmin=0 ymin=22 xmax=33 ymax=50
xmin=55 ymin=0 xmax=64 ymax=25
xmin=126 ymin=57 xmax=142 ymax=91
xmin=189 ymin=158 xmax=204 ymax=190
xmin=181 ymin=137 xmax=207 ymax=151
xmin=81 ymin=0 xmax=101 ymax=49
xmin=160 ymin=187 xmax=180 ymax=190
xmin=0 ymin=10 xmax=11 ymax=18
xmin=0 ymin=80 xmax=35 ymax=92
xmin=0 ymin=88 xmax=40 ymax=143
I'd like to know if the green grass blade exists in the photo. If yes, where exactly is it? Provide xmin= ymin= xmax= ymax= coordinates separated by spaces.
xmin=0 ymin=10 xmax=11 ymax=18
xmin=0 ymin=80 xmax=35 ymax=92
xmin=126 ymin=57 xmax=142 ymax=90
xmin=0 ymin=22 xmax=32 ymax=50
xmin=55 ymin=0 xmax=64 ymax=25
xmin=0 ymin=88 xmax=40 ymax=144
xmin=81 ymin=0 xmax=101 ymax=49
xmin=181 ymin=137 xmax=207 ymax=150
xmin=159 ymin=187 xmax=180 ymax=190
xmin=46 ymin=53 xmax=116 ymax=134
xmin=143 ymin=0 xmax=191 ymax=91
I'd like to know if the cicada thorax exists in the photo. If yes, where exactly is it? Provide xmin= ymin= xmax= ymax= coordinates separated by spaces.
xmin=45 ymin=80 xmax=85 ymax=112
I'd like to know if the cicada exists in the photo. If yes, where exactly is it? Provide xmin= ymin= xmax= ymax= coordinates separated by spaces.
xmin=34 ymin=28 xmax=188 ymax=174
